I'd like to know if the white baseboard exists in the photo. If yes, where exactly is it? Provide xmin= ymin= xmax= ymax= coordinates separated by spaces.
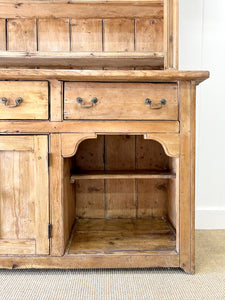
xmin=195 ymin=208 xmax=225 ymax=229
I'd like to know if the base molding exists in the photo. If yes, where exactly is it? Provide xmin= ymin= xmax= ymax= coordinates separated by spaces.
xmin=0 ymin=254 xmax=180 ymax=270
xmin=196 ymin=208 xmax=225 ymax=229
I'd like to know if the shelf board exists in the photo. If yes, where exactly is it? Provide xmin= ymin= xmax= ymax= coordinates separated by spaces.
xmin=0 ymin=51 xmax=164 ymax=68
xmin=66 ymin=218 xmax=176 ymax=255
xmin=0 ymin=1 xmax=164 ymax=19
xmin=70 ymin=170 xmax=175 ymax=183
xmin=0 ymin=69 xmax=210 ymax=84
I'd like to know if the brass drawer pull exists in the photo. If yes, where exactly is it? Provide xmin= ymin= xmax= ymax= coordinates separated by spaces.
xmin=76 ymin=97 xmax=98 ymax=108
xmin=145 ymin=98 xmax=167 ymax=109
xmin=0 ymin=97 xmax=23 ymax=108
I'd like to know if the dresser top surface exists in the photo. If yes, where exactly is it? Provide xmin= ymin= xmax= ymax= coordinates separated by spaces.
xmin=0 ymin=69 xmax=209 ymax=84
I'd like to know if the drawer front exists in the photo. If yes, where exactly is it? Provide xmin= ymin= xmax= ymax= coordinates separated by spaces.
xmin=64 ymin=82 xmax=178 ymax=120
xmin=0 ymin=81 xmax=49 ymax=119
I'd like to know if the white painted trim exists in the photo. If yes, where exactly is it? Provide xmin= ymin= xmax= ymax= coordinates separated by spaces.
xmin=196 ymin=208 xmax=225 ymax=229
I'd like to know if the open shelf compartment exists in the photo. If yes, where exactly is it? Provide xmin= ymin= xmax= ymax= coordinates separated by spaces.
xmin=66 ymin=218 xmax=176 ymax=255
xmin=63 ymin=135 xmax=179 ymax=256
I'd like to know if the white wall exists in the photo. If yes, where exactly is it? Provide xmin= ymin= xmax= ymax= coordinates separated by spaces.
xmin=179 ymin=0 xmax=225 ymax=229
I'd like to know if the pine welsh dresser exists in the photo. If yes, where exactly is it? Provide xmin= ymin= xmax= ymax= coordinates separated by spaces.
xmin=0 ymin=0 xmax=209 ymax=273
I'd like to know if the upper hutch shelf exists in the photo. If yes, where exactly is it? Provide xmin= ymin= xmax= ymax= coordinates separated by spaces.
xmin=0 ymin=0 xmax=178 ymax=69
xmin=0 ymin=51 xmax=164 ymax=68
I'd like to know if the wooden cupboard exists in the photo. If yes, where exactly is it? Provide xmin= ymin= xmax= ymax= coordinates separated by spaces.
xmin=0 ymin=135 xmax=49 ymax=255
xmin=0 ymin=0 xmax=209 ymax=273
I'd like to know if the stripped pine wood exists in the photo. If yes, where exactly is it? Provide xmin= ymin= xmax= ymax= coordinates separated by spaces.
xmin=0 ymin=81 xmax=49 ymax=120
xmin=63 ymin=157 xmax=76 ymax=247
xmin=0 ymin=136 xmax=49 ymax=255
xmin=68 ymin=218 xmax=176 ymax=254
xmin=145 ymin=133 xmax=180 ymax=157
xmin=0 ymin=255 xmax=180 ymax=269
xmin=137 ymin=179 xmax=168 ymax=218
xmin=49 ymin=134 xmax=64 ymax=256
xmin=190 ymin=81 xmax=196 ymax=273
xmin=38 ymin=19 xmax=70 ymax=51
xmin=136 ymin=137 xmax=169 ymax=218
xmin=7 ymin=19 xmax=37 ymax=51
xmin=61 ymin=133 xmax=97 ymax=158
xmin=74 ymin=136 xmax=105 ymax=219
xmin=105 ymin=135 xmax=136 ymax=218
xmin=179 ymin=81 xmax=193 ymax=273
xmin=136 ymin=137 xmax=169 ymax=171
xmin=74 ymin=218 xmax=172 ymax=233
xmin=0 ymin=240 xmax=36 ymax=255
xmin=34 ymin=136 xmax=49 ymax=255
xmin=164 ymin=0 xmax=178 ymax=69
xmin=50 ymin=80 xmax=63 ymax=121
xmin=104 ymin=19 xmax=134 ymax=52
xmin=71 ymin=19 xmax=102 ymax=52
xmin=0 ymin=136 xmax=34 ymax=151
xmin=0 ymin=69 xmax=210 ymax=84
xmin=70 ymin=171 xmax=176 ymax=182
xmin=64 ymin=82 xmax=178 ymax=120
xmin=0 ymin=51 xmax=164 ymax=69
xmin=0 ymin=2 xmax=164 ymax=19
xmin=0 ymin=0 xmax=208 ymax=273
xmin=136 ymin=19 xmax=164 ymax=52
xmin=0 ymin=19 xmax=6 ymax=50
xmin=0 ymin=120 xmax=180 ymax=134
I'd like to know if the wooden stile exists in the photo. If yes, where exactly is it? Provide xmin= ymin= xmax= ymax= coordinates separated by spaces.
xmin=0 ymin=19 xmax=6 ymax=50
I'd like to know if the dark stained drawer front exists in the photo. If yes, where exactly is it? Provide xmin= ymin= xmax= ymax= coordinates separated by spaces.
xmin=0 ymin=81 xmax=49 ymax=120
xmin=64 ymin=82 xmax=178 ymax=120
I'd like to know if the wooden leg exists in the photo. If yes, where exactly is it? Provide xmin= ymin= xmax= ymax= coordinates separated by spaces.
xmin=179 ymin=81 xmax=196 ymax=274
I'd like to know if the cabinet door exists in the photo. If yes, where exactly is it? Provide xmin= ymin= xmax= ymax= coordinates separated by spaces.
xmin=0 ymin=136 xmax=49 ymax=255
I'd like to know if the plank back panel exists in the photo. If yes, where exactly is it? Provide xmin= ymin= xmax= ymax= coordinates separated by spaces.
xmin=71 ymin=19 xmax=102 ymax=52
xmin=136 ymin=19 xmax=163 ymax=52
xmin=0 ymin=19 xmax=6 ymax=50
xmin=75 ymin=136 xmax=105 ymax=218
xmin=73 ymin=135 xmax=176 ymax=220
xmin=38 ymin=19 xmax=70 ymax=51
xmin=105 ymin=135 xmax=136 ymax=218
xmin=7 ymin=19 xmax=37 ymax=51
xmin=104 ymin=19 xmax=134 ymax=52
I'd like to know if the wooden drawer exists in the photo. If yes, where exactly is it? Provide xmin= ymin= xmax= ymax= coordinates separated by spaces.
xmin=64 ymin=82 xmax=178 ymax=120
xmin=0 ymin=81 xmax=48 ymax=119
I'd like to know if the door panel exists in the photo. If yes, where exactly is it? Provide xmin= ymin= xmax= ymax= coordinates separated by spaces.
xmin=0 ymin=135 xmax=49 ymax=255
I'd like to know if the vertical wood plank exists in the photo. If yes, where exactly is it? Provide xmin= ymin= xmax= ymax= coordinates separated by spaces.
xmin=0 ymin=152 xmax=15 ymax=238
xmin=136 ymin=19 xmax=163 ymax=52
xmin=50 ymin=80 xmax=63 ymax=122
xmin=137 ymin=179 xmax=168 ymax=218
xmin=75 ymin=136 xmax=105 ymax=218
xmin=71 ymin=19 xmax=102 ymax=51
xmin=190 ymin=81 xmax=196 ymax=273
xmin=0 ymin=19 xmax=6 ymax=50
xmin=179 ymin=81 xmax=193 ymax=273
xmin=164 ymin=0 xmax=179 ymax=69
xmin=167 ymin=157 xmax=179 ymax=248
xmin=105 ymin=135 xmax=136 ymax=218
xmin=19 ymin=151 xmax=35 ymax=239
xmin=63 ymin=157 xmax=76 ymax=246
xmin=50 ymin=134 xmax=64 ymax=256
xmin=7 ymin=19 xmax=37 ymax=51
xmin=104 ymin=19 xmax=134 ymax=52
xmin=38 ymin=19 xmax=70 ymax=51
xmin=136 ymin=137 xmax=169 ymax=218
xmin=34 ymin=135 xmax=49 ymax=255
